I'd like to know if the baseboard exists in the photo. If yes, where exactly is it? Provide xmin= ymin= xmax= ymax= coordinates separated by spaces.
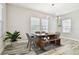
xmin=61 ymin=36 xmax=79 ymax=42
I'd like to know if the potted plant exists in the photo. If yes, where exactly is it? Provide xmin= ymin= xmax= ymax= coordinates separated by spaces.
xmin=4 ymin=31 xmax=21 ymax=46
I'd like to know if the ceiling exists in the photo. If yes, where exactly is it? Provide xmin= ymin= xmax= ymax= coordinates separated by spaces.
xmin=11 ymin=3 xmax=79 ymax=16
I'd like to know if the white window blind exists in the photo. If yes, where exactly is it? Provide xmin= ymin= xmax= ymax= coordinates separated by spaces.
xmin=31 ymin=17 xmax=40 ymax=33
xmin=41 ymin=19 xmax=48 ymax=32
xmin=62 ymin=19 xmax=71 ymax=33
xmin=31 ymin=17 xmax=48 ymax=33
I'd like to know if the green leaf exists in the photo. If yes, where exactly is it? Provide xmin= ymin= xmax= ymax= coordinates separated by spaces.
xmin=4 ymin=31 xmax=21 ymax=42
xmin=4 ymin=37 xmax=10 ymax=41
xmin=6 ymin=32 xmax=12 ymax=35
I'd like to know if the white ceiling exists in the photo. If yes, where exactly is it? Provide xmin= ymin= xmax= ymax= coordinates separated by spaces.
xmin=11 ymin=3 xmax=79 ymax=16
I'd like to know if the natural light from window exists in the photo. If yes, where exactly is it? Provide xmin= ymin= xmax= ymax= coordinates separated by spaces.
xmin=31 ymin=17 xmax=48 ymax=33
xmin=62 ymin=18 xmax=71 ymax=33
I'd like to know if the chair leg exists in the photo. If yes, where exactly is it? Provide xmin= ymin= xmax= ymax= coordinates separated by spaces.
xmin=27 ymin=41 xmax=29 ymax=48
xmin=27 ymin=41 xmax=32 ymax=51
xmin=33 ymin=41 xmax=37 ymax=48
xmin=29 ymin=42 xmax=32 ymax=51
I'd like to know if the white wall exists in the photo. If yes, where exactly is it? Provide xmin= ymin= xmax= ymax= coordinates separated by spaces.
xmin=6 ymin=4 xmax=57 ymax=42
xmin=0 ymin=4 xmax=6 ymax=54
xmin=49 ymin=17 xmax=57 ymax=33
xmin=60 ymin=9 xmax=79 ymax=40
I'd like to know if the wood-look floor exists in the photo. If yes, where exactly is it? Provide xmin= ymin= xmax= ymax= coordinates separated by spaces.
xmin=2 ymin=38 xmax=79 ymax=55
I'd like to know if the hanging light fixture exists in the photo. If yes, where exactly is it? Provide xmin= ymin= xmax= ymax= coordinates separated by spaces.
xmin=52 ymin=4 xmax=54 ymax=6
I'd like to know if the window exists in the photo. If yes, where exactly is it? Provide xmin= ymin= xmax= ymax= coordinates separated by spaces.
xmin=41 ymin=19 xmax=48 ymax=32
xmin=31 ymin=17 xmax=40 ymax=32
xmin=0 ymin=4 xmax=3 ymax=37
xmin=62 ymin=18 xmax=71 ymax=33
xmin=31 ymin=17 xmax=48 ymax=33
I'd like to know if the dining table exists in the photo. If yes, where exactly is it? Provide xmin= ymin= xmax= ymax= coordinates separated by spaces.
xmin=34 ymin=33 xmax=61 ymax=50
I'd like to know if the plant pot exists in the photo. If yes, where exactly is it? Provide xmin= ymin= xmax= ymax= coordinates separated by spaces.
xmin=10 ymin=41 xmax=17 ymax=47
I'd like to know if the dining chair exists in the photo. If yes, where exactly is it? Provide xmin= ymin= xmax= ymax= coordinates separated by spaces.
xmin=26 ymin=33 xmax=37 ymax=51
xmin=41 ymin=31 xmax=46 ymax=34
xmin=55 ymin=32 xmax=60 ymax=38
xmin=35 ymin=31 xmax=40 ymax=34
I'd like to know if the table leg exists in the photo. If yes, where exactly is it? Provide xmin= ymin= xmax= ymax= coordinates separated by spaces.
xmin=55 ymin=39 xmax=61 ymax=45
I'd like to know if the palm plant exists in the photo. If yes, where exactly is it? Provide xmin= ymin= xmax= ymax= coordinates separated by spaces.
xmin=4 ymin=31 xmax=21 ymax=42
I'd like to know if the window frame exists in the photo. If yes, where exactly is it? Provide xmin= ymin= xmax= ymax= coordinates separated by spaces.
xmin=41 ymin=18 xmax=48 ymax=32
xmin=30 ymin=16 xmax=49 ymax=33
xmin=61 ymin=18 xmax=71 ymax=33
xmin=30 ymin=16 xmax=40 ymax=33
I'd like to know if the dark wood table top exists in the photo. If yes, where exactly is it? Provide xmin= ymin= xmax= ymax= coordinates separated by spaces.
xmin=35 ymin=33 xmax=56 ymax=36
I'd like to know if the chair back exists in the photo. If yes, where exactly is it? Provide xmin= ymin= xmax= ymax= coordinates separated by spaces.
xmin=35 ymin=31 xmax=40 ymax=34
xmin=41 ymin=31 xmax=46 ymax=33
xmin=26 ymin=33 xmax=33 ymax=42
xmin=55 ymin=32 xmax=60 ymax=38
xmin=26 ymin=33 xmax=37 ymax=42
